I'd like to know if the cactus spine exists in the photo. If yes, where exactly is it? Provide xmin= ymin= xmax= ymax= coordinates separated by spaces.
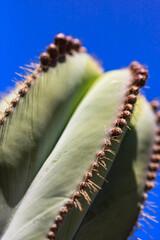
xmin=0 ymin=34 xmax=159 ymax=240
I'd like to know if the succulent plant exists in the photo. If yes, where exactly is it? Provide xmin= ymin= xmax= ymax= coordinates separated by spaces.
xmin=0 ymin=33 xmax=159 ymax=240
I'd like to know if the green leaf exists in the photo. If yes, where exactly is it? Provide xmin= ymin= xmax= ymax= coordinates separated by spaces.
xmin=0 ymin=53 xmax=101 ymax=208
xmin=73 ymin=96 xmax=156 ymax=240
xmin=2 ymin=68 xmax=133 ymax=240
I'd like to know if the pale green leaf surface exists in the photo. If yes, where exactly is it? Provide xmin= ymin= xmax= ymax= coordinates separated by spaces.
xmin=73 ymin=96 xmax=156 ymax=240
xmin=2 ymin=69 xmax=132 ymax=240
xmin=0 ymin=53 xmax=101 ymax=208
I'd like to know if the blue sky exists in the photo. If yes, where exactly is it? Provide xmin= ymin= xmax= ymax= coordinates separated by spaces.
xmin=0 ymin=0 xmax=160 ymax=239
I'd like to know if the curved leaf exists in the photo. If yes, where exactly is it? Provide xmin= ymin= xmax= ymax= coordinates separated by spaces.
xmin=0 ymin=53 xmax=101 ymax=208
xmin=73 ymin=96 xmax=156 ymax=240
xmin=2 ymin=69 xmax=133 ymax=240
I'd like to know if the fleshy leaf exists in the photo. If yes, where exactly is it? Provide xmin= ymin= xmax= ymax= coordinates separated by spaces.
xmin=0 ymin=53 xmax=101 ymax=208
xmin=2 ymin=69 xmax=133 ymax=240
xmin=73 ymin=96 xmax=156 ymax=240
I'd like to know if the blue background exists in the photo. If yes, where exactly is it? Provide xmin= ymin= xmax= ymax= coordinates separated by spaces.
xmin=0 ymin=0 xmax=160 ymax=239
